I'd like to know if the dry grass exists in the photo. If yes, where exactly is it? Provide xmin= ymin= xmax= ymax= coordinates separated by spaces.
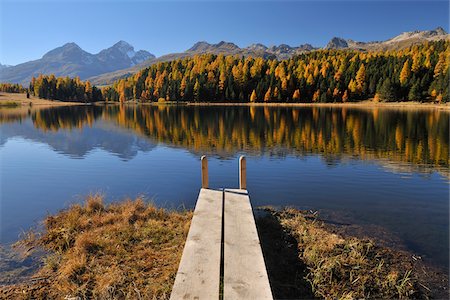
xmin=185 ymin=100 xmax=450 ymax=110
xmin=0 ymin=92 xmax=84 ymax=107
xmin=272 ymin=208 xmax=421 ymax=299
xmin=5 ymin=195 xmax=192 ymax=300
xmin=1 ymin=199 xmax=444 ymax=299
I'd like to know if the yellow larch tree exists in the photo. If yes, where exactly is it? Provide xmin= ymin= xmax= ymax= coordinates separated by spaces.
xmin=434 ymin=52 xmax=446 ymax=78
xmin=342 ymin=90 xmax=349 ymax=102
xmin=355 ymin=64 xmax=366 ymax=92
xmin=292 ymin=89 xmax=301 ymax=101
xmin=273 ymin=87 xmax=280 ymax=100
xmin=264 ymin=87 xmax=272 ymax=102
xmin=312 ymin=90 xmax=320 ymax=102
xmin=250 ymin=90 xmax=257 ymax=102
xmin=399 ymin=60 xmax=411 ymax=85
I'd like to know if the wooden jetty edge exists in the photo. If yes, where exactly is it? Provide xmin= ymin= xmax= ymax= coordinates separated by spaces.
xmin=170 ymin=156 xmax=273 ymax=300
xmin=169 ymin=188 xmax=223 ymax=299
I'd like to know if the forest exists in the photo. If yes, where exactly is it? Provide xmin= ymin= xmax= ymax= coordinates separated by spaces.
xmin=22 ymin=40 xmax=450 ymax=103
xmin=0 ymin=83 xmax=26 ymax=93
xmin=103 ymin=40 xmax=449 ymax=103
xmin=29 ymin=75 xmax=103 ymax=102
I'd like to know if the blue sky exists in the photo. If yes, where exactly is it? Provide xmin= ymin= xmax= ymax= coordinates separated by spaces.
xmin=0 ymin=0 xmax=448 ymax=65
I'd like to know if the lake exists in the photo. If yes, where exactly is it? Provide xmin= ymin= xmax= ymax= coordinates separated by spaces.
xmin=0 ymin=105 xmax=448 ymax=271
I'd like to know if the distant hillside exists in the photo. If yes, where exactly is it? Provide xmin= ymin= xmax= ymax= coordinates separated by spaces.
xmin=326 ymin=27 xmax=448 ymax=50
xmin=87 ymin=41 xmax=316 ymax=85
xmin=0 ymin=41 xmax=154 ymax=85
xmin=184 ymin=41 xmax=315 ymax=59
xmin=0 ymin=63 xmax=11 ymax=70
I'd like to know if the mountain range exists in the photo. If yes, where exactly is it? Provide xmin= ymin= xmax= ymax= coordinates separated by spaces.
xmin=1 ymin=27 xmax=448 ymax=86
xmin=0 ymin=63 xmax=11 ymax=70
xmin=0 ymin=41 xmax=154 ymax=85
xmin=325 ymin=26 xmax=448 ymax=50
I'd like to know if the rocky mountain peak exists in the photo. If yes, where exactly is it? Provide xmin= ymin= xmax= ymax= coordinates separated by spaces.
xmin=112 ymin=40 xmax=134 ymax=54
xmin=432 ymin=27 xmax=446 ymax=35
xmin=187 ymin=41 xmax=211 ymax=52
xmin=326 ymin=37 xmax=349 ymax=49
xmin=42 ymin=42 xmax=89 ymax=61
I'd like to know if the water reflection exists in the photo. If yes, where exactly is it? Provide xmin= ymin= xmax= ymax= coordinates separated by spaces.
xmin=1 ymin=105 xmax=448 ymax=174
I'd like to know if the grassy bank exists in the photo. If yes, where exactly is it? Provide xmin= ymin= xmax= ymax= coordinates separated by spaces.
xmin=0 ymin=92 xmax=86 ymax=107
xmin=183 ymin=100 xmax=450 ymax=110
xmin=1 ymin=195 xmax=192 ymax=299
xmin=257 ymin=208 xmax=448 ymax=299
xmin=0 ymin=197 xmax=447 ymax=299
xmin=119 ymin=99 xmax=450 ymax=110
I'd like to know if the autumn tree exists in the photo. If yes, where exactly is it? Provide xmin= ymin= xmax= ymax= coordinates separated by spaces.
xmin=194 ymin=79 xmax=200 ymax=101
xmin=292 ymin=89 xmax=300 ymax=101
xmin=355 ymin=64 xmax=366 ymax=92
xmin=399 ymin=60 xmax=411 ymax=85
xmin=91 ymin=40 xmax=448 ymax=104
xmin=342 ymin=90 xmax=349 ymax=102
xmin=264 ymin=87 xmax=272 ymax=102
xmin=250 ymin=90 xmax=257 ymax=102
xmin=29 ymin=75 xmax=102 ymax=102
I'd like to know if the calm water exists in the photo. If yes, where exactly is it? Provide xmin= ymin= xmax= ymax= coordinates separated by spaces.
xmin=0 ymin=105 xmax=449 ymax=270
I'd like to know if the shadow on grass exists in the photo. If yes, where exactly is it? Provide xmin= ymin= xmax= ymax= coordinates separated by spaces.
xmin=255 ymin=210 xmax=316 ymax=299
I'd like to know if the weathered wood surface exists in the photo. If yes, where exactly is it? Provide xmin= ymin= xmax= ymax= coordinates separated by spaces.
xmin=201 ymin=155 xmax=208 ymax=188
xmin=170 ymin=188 xmax=223 ymax=300
xmin=239 ymin=156 xmax=247 ymax=190
xmin=223 ymin=189 xmax=273 ymax=300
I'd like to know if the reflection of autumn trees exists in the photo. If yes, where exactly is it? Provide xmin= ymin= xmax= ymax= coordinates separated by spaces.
xmin=101 ymin=105 xmax=448 ymax=169
xmin=0 ymin=107 xmax=30 ymax=124
xmin=7 ymin=105 xmax=448 ymax=170
xmin=31 ymin=106 xmax=103 ymax=132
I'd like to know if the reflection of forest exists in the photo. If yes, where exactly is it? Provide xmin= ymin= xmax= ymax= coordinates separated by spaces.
xmin=1 ymin=105 xmax=448 ymax=173
xmin=0 ymin=106 xmax=32 ymax=124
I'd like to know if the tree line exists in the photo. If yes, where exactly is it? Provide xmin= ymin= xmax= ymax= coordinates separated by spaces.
xmin=104 ymin=40 xmax=448 ymax=103
xmin=4 ymin=40 xmax=448 ymax=104
xmin=0 ymin=83 xmax=26 ymax=93
xmin=29 ymin=75 xmax=103 ymax=102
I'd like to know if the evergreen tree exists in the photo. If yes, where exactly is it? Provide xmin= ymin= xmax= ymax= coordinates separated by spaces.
xmin=408 ymin=82 xmax=421 ymax=101
xmin=378 ymin=78 xmax=396 ymax=101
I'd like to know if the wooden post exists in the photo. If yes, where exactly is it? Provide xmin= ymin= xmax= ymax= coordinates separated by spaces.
xmin=201 ymin=155 xmax=208 ymax=189
xmin=239 ymin=156 xmax=246 ymax=190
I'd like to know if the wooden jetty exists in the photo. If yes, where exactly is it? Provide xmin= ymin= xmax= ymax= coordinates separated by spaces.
xmin=170 ymin=156 xmax=273 ymax=300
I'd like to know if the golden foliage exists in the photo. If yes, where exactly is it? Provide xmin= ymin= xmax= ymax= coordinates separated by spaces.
xmin=15 ymin=195 xmax=192 ymax=299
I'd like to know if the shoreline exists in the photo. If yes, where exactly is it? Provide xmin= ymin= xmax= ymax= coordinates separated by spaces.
xmin=0 ymin=92 xmax=89 ymax=107
xmin=0 ymin=197 xmax=448 ymax=299
xmin=131 ymin=100 xmax=450 ymax=110
xmin=184 ymin=101 xmax=450 ymax=110
xmin=1 ymin=93 xmax=448 ymax=110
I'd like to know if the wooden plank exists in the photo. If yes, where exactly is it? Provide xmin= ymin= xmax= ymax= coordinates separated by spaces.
xmin=223 ymin=189 xmax=273 ymax=300
xmin=201 ymin=155 xmax=208 ymax=188
xmin=170 ymin=188 xmax=223 ymax=300
xmin=239 ymin=156 xmax=246 ymax=190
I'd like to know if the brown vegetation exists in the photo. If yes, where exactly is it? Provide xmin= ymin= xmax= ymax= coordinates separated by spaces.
xmin=261 ymin=208 xmax=448 ymax=299
xmin=1 ymin=195 xmax=192 ymax=299
xmin=1 ymin=200 xmax=447 ymax=299
xmin=0 ymin=92 xmax=84 ymax=107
